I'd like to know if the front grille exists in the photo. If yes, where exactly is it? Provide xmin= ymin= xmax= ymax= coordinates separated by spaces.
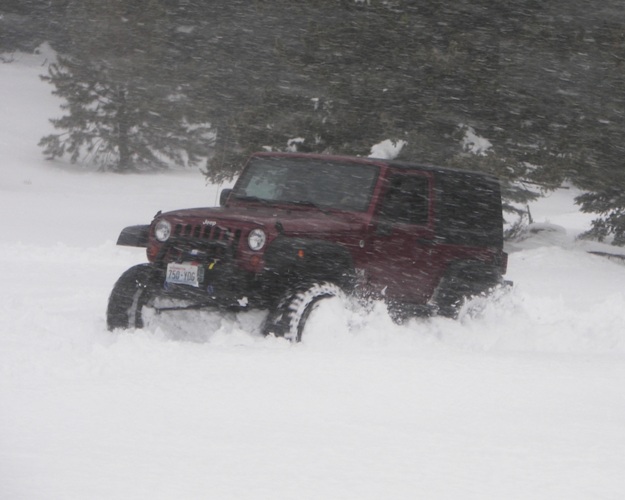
xmin=163 ymin=224 xmax=242 ymax=263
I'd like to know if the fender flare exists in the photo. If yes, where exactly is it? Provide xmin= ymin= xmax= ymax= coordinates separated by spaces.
xmin=116 ymin=224 xmax=150 ymax=247
xmin=432 ymin=260 xmax=503 ymax=317
xmin=264 ymin=236 xmax=355 ymax=288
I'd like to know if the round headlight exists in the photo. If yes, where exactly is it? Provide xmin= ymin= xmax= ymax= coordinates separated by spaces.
xmin=248 ymin=229 xmax=267 ymax=251
xmin=154 ymin=219 xmax=171 ymax=242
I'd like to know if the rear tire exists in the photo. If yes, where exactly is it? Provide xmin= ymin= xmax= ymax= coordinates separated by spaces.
xmin=433 ymin=265 xmax=502 ymax=318
xmin=106 ymin=264 xmax=160 ymax=330
xmin=262 ymin=282 xmax=344 ymax=342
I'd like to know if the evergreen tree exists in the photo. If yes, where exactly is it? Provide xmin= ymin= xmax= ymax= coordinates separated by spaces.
xmin=39 ymin=0 xmax=213 ymax=172
xmin=199 ymin=0 xmax=558 ymax=214
xmin=0 ymin=0 xmax=68 ymax=52
xmin=571 ymin=20 xmax=625 ymax=245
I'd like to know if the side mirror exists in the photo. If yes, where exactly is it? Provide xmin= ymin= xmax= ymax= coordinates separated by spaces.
xmin=219 ymin=188 xmax=232 ymax=207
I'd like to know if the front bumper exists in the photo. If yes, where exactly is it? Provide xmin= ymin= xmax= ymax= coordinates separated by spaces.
xmin=151 ymin=259 xmax=266 ymax=310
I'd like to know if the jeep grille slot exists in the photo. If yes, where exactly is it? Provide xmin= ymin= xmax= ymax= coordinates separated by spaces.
xmin=165 ymin=224 xmax=242 ymax=263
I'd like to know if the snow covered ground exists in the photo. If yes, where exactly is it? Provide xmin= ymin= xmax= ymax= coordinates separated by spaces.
xmin=1 ymin=49 xmax=624 ymax=500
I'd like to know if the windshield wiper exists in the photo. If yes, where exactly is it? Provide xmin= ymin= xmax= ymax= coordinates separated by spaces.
xmin=281 ymin=199 xmax=330 ymax=214
xmin=234 ymin=195 xmax=330 ymax=214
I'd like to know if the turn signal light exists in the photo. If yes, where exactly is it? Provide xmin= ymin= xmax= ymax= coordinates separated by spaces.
xmin=250 ymin=255 xmax=262 ymax=268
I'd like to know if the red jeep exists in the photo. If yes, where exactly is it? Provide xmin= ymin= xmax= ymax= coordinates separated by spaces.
xmin=107 ymin=152 xmax=508 ymax=341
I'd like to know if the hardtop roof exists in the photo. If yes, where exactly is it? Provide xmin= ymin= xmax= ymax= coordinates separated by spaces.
xmin=249 ymin=151 xmax=500 ymax=183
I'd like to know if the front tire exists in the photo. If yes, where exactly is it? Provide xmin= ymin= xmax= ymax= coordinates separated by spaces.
xmin=262 ymin=282 xmax=344 ymax=342
xmin=106 ymin=264 xmax=160 ymax=330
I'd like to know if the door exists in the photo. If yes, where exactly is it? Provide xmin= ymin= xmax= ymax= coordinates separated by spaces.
xmin=365 ymin=171 xmax=437 ymax=304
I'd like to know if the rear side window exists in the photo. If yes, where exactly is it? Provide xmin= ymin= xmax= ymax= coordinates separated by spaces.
xmin=434 ymin=172 xmax=503 ymax=246
xmin=379 ymin=174 xmax=430 ymax=226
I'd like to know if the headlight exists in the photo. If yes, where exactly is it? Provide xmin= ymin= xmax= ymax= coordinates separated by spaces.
xmin=154 ymin=219 xmax=171 ymax=242
xmin=248 ymin=229 xmax=267 ymax=251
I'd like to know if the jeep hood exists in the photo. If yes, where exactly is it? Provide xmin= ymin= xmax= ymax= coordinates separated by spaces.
xmin=159 ymin=206 xmax=367 ymax=235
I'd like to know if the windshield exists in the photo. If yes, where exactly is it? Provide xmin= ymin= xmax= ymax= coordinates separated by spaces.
xmin=232 ymin=156 xmax=379 ymax=212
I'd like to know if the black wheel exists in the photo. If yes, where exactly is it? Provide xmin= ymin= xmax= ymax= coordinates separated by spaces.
xmin=433 ymin=265 xmax=502 ymax=318
xmin=106 ymin=264 xmax=160 ymax=330
xmin=262 ymin=282 xmax=344 ymax=342
xmin=431 ymin=276 xmax=465 ymax=318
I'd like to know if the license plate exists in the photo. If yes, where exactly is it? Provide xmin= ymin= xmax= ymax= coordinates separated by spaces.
xmin=166 ymin=262 xmax=201 ymax=287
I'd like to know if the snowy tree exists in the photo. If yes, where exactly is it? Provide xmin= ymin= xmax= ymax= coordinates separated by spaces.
xmin=198 ymin=0 xmax=564 ymax=214
xmin=0 ymin=0 xmax=68 ymax=52
xmin=39 ymin=0 xmax=213 ymax=172
xmin=567 ymin=20 xmax=625 ymax=246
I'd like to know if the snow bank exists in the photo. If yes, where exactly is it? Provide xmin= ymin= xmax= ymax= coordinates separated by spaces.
xmin=369 ymin=138 xmax=406 ymax=159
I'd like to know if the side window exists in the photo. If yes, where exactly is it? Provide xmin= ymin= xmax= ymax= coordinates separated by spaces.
xmin=379 ymin=174 xmax=430 ymax=225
